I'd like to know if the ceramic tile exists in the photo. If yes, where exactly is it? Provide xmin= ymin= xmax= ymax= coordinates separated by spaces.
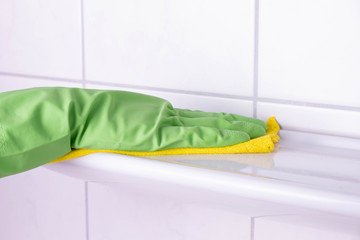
xmin=84 ymin=0 xmax=254 ymax=96
xmin=0 ymin=167 xmax=86 ymax=240
xmin=87 ymin=181 xmax=252 ymax=240
xmin=254 ymin=214 xmax=360 ymax=240
xmin=0 ymin=0 xmax=82 ymax=79
xmin=0 ymin=75 xmax=82 ymax=92
xmin=257 ymin=102 xmax=360 ymax=138
xmin=86 ymin=83 xmax=254 ymax=117
xmin=258 ymin=0 xmax=360 ymax=107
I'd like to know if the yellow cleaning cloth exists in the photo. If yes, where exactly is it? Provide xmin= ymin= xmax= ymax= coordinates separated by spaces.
xmin=49 ymin=117 xmax=280 ymax=164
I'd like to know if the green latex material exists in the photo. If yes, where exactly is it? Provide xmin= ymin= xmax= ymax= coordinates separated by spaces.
xmin=0 ymin=87 xmax=267 ymax=178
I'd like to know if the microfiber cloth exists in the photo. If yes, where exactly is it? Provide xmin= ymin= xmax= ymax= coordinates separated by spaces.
xmin=49 ymin=117 xmax=280 ymax=163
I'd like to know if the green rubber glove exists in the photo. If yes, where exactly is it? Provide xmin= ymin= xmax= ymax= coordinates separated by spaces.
xmin=0 ymin=87 xmax=267 ymax=178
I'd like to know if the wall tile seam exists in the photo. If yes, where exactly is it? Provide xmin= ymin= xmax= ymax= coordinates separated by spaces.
xmin=82 ymin=86 xmax=360 ymax=111
xmin=250 ymin=217 xmax=255 ymax=240
xmin=81 ymin=0 xmax=86 ymax=89
xmin=253 ymin=0 xmax=260 ymax=119
xmin=257 ymin=98 xmax=360 ymax=112
xmin=0 ymin=71 xmax=83 ymax=84
xmin=1 ymin=71 xmax=359 ymax=112
xmin=84 ymin=80 xmax=255 ymax=101
xmin=85 ymin=181 xmax=89 ymax=240
xmin=250 ymin=214 xmax=298 ymax=240
xmin=252 ymin=214 xmax=298 ymax=219
xmin=279 ymin=127 xmax=360 ymax=140
xmin=85 ymin=82 xmax=360 ymax=113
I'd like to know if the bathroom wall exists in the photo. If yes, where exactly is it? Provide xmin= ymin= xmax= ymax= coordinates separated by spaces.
xmin=1 ymin=0 xmax=359 ymax=138
xmin=0 ymin=0 xmax=360 ymax=240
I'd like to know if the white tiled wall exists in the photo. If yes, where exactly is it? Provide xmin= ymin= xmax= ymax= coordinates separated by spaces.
xmin=1 ymin=0 xmax=360 ymax=239
xmin=254 ymin=214 xmax=360 ymax=240
xmin=0 ymin=0 xmax=82 ymax=79
xmin=87 ymin=182 xmax=252 ymax=240
xmin=84 ymin=0 xmax=254 ymax=96
xmin=258 ymin=102 xmax=360 ymax=138
xmin=1 ymin=0 xmax=359 ymax=138
xmin=0 ymin=0 xmax=360 ymax=138
xmin=0 ymin=167 xmax=86 ymax=240
xmin=0 ymin=75 xmax=82 ymax=92
xmin=258 ymin=0 xmax=360 ymax=108
xmin=86 ymin=83 xmax=254 ymax=116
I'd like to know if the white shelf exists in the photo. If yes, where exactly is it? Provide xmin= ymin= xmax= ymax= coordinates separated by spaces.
xmin=45 ymin=130 xmax=360 ymax=218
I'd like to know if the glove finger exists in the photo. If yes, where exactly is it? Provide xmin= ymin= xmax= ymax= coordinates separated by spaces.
xmin=170 ymin=116 xmax=266 ymax=139
xmin=174 ymin=108 xmax=267 ymax=130
xmin=157 ymin=126 xmax=250 ymax=149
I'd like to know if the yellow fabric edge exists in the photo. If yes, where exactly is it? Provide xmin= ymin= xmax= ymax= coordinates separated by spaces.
xmin=49 ymin=117 xmax=280 ymax=164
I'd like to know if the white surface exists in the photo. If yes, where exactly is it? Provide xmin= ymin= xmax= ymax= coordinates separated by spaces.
xmin=0 ymin=0 xmax=82 ymax=79
xmin=86 ymin=83 xmax=254 ymax=116
xmin=84 ymin=0 xmax=254 ymax=96
xmin=46 ymin=130 xmax=360 ymax=218
xmin=1 ymin=1 xmax=360 ymax=239
xmin=254 ymin=214 xmax=360 ymax=240
xmin=257 ymin=102 xmax=360 ymax=138
xmin=258 ymin=0 xmax=360 ymax=107
xmin=88 ymin=182 xmax=252 ymax=240
xmin=0 ymin=168 xmax=86 ymax=240
xmin=0 ymin=75 xmax=82 ymax=92
xmin=1 ymin=0 xmax=359 ymax=140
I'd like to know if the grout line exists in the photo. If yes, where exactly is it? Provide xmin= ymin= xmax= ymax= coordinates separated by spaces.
xmin=0 ymin=71 xmax=359 ymax=113
xmin=0 ymin=71 xmax=82 ymax=83
xmin=85 ymin=80 xmax=255 ymax=101
xmin=253 ymin=0 xmax=260 ymax=119
xmin=258 ymin=97 xmax=360 ymax=112
xmin=280 ymin=127 xmax=360 ymax=140
xmin=249 ymin=215 xmax=298 ymax=239
xmin=250 ymin=214 xmax=296 ymax=240
xmin=85 ymin=181 xmax=90 ymax=240
xmin=252 ymin=213 xmax=296 ymax=221
xmin=81 ymin=0 xmax=86 ymax=89
xmin=250 ymin=217 xmax=255 ymax=240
